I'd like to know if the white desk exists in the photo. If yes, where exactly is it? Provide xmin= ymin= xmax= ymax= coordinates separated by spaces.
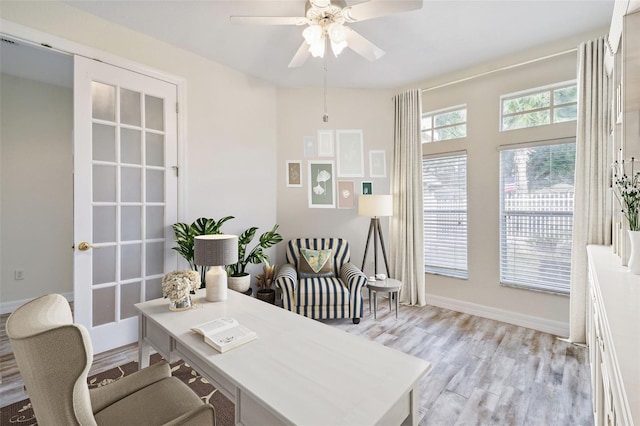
xmin=135 ymin=289 xmax=431 ymax=426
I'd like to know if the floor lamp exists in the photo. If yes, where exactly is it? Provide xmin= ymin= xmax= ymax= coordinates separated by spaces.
xmin=359 ymin=194 xmax=392 ymax=277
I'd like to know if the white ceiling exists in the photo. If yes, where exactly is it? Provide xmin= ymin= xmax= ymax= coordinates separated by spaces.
xmin=1 ymin=1 xmax=615 ymax=90
xmin=62 ymin=0 xmax=614 ymax=89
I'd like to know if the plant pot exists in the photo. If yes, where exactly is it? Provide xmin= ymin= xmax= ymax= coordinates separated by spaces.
xmin=256 ymin=288 xmax=276 ymax=304
xmin=228 ymin=274 xmax=251 ymax=293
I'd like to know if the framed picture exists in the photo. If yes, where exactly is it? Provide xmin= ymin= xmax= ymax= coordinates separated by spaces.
xmin=303 ymin=136 xmax=316 ymax=157
xmin=336 ymin=130 xmax=364 ymax=177
xmin=286 ymin=160 xmax=302 ymax=187
xmin=317 ymin=130 xmax=334 ymax=157
xmin=337 ymin=181 xmax=355 ymax=209
xmin=362 ymin=181 xmax=372 ymax=195
xmin=369 ymin=150 xmax=386 ymax=178
xmin=308 ymin=161 xmax=335 ymax=208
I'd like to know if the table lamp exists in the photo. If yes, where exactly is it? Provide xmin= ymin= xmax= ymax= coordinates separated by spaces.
xmin=194 ymin=234 xmax=238 ymax=302
xmin=358 ymin=194 xmax=392 ymax=277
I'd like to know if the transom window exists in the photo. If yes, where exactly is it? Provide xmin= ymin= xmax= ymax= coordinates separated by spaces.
xmin=500 ymin=82 xmax=577 ymax=131
xmin=422 ymin=105 xmax=467 ymax=143
xmin=423 ymin=152 xmax=468 ymax=279
xmin=499 ymin=141 xmax=575 ymax=294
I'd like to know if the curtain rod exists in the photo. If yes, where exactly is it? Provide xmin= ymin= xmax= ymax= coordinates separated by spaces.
xmin=421 ymin=48 xmax=578 ymax=93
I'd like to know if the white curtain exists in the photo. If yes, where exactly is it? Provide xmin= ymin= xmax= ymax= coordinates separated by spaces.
xmin=390 ymin=89 xmax=426 ymax=306
xmin=569 ymin=37 xmax=611 ymax=343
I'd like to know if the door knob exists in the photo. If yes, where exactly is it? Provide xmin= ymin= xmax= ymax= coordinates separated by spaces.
xmin=77 ymin=242 xmax=100 ymax=251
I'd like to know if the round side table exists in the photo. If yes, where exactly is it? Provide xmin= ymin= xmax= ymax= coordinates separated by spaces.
xmin=367 ymin=278 xmax=402 ymax=319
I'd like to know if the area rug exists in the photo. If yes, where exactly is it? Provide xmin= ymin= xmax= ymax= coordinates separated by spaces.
xmin=0 ymin=354 xmax=234 ymax=425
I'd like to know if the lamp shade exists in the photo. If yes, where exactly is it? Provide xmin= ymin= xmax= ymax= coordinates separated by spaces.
xmin=358 ymin=195 xmax=393 ymax=217
xmin=194 ymin=235 xmax=238 ymax=266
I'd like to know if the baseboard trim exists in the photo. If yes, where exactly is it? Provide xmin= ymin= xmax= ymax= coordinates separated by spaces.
xmin=425 ymin=293 xmax=569 ymax=337
xmin=0 ymin=292 xmax=74 ymax=315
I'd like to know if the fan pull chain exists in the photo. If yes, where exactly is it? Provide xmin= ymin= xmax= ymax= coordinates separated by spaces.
xmin=323 ymin=50 xmax=329 ymax=122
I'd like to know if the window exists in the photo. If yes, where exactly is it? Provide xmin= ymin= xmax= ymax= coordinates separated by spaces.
xmin=423 ymin=153 xmax=468 ymax=278
xmin=422 ymin=105 xmax=467 ymax=143
xmin=500 ymin=82 xmax=577 ymax=131
xmin=499 ymin=142 xmax=575 ymax=294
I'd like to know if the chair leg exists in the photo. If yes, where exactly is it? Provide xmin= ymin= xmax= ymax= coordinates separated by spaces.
xmin=353 ymin=318 xmax=361 ymax=324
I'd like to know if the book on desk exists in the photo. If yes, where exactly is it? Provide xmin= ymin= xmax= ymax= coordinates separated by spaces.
xmin=191 ymin=317 xmax=257 ymax=353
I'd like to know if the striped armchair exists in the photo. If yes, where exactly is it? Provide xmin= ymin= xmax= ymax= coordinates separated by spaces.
xmin=275 ymin=238 xmax=367 ymax=324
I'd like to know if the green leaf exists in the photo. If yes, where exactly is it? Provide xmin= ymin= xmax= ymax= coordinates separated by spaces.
xmin=238 ymin=227 xmax=258 ymax=245
xmin=258 ymin=224 xmax=283 ymax=248
xmin=212 ymin=216 xmax=234 ymax=233
xmin=246 ymin=247 xmax=266 ymax=265
xmin=190 ymin=217 xmax=215 ymax=236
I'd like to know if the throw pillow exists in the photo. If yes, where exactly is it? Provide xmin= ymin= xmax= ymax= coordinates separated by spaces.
xmin=299 ymin=248 xmax=334 ymax=277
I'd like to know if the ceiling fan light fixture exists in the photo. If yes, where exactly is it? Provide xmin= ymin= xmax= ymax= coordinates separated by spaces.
xmin=327 ymin=22 xmax=346 ymax=44
xmin=330 ymin=40 xmax=347 ymax=56
xmin=309 ymin=38 xmax=326 ymax=57
xmin=303 ymin=24 xmax=323 ymax=44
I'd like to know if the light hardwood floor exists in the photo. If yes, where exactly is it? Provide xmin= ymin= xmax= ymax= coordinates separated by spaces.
xmin=0 ymin=299 xmax=593 ymax=425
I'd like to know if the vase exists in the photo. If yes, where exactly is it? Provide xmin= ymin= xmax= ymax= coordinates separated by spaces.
xmin=169 ymin=294 xmax=193 ymax=311
xmin=628 ymin=230 xmax=640 ymax=275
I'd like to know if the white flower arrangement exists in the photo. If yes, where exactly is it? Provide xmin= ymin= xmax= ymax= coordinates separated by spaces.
xmin=162 ymin=270 xmax=199 ymax=302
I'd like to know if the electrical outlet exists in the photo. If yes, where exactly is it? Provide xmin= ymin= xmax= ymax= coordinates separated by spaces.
xmin=15 ymin=270 xmax=24 ymax=280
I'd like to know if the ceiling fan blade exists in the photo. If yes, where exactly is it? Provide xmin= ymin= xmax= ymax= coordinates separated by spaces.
xmin=342 ymin=0 xmax=423 ymax=22
xmin=288 ymin=41 xmax=311 ymax=68
xmin=344 ymin=27 xmax=385 ymax=61
xmin=229 ymin=16 xmax=308 ymax=25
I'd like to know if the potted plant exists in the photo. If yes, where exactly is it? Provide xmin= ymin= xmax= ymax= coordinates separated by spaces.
xmin=172 ymin=216 xmax=234 ymax=287
xmin=255 ymin=262 xmax=277 ymax=304
xmin=226 ymin=224 xmax=283 ymax=292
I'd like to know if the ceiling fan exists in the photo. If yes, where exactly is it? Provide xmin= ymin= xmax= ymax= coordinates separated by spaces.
xmin=230 ymin=0 xmax=423 ymax=68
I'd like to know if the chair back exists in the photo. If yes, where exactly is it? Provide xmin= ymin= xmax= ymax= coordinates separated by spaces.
xmin=6 ymin=294 xmax=96 ymax=426
xmin=286 ymin=238 xmax=350 ymax=276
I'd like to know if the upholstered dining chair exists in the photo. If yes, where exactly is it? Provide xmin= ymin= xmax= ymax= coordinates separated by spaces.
xmin=275 ymin=238 xmax=367 ymax=324
xmin=6 ymin=294 xmax=215 ymax=426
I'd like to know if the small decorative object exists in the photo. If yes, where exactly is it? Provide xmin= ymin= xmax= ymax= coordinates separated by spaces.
xmin=162 ymin=270 xmax=200 ymax=311
xmin=227 ymin=224 xmax=282 ymax=292
xmin=194 ymin=235 xmax=239 ymax=302
xmin=255 ymin=262 xmax=277 ymax=304
xmin=613 ymin=158 xmax=640 ymax=274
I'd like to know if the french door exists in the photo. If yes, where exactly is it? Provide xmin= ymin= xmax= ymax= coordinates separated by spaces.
xmin=73 ymin=55 xmax=178 ymax=354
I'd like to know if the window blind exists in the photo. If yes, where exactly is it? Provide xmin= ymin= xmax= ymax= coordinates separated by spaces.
xmin=423 ymin=153 xmax=468 ymax=279
xmin=499 ymin=142 xmax=575 ymax=294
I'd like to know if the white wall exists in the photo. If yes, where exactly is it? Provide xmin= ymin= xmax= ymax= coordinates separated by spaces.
xmin=0 ymin=73 xmax=73 ymax=303
xmin=0 ymin=1 xmax=278 ymax=302
xmin=276 ymin=87 xmax=393 ymax=275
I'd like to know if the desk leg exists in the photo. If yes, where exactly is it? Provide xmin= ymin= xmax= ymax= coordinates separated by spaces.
xmin=369 ymin=287 xmax=372 ymax=314
xmin=138 ymin=314 xmax=150 ymax=369
xmin=373 ymin=290 xmax=378 ymax=319
xmin=389 ymin=292 xmax=392 ymax=311
xmin=401 ymin=386 xmax=419 ymax=426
